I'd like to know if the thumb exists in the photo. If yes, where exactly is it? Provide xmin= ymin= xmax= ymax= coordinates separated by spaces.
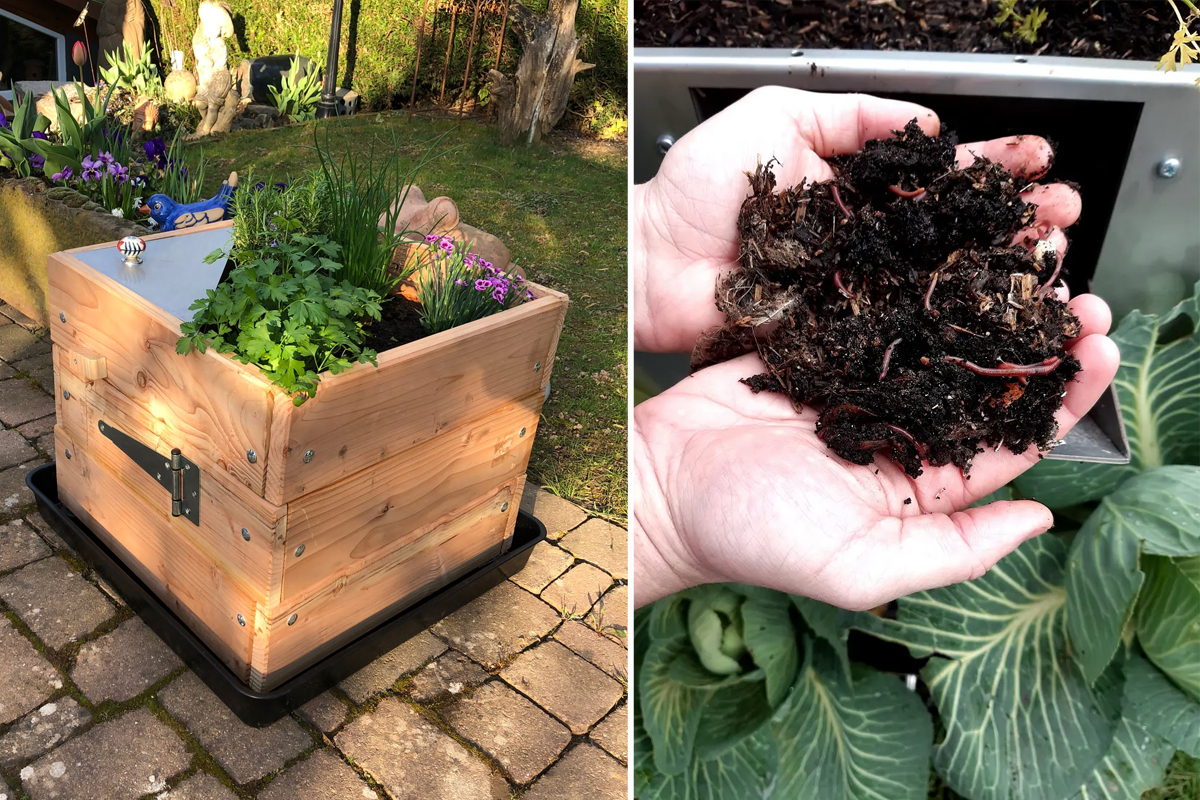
xmin=875 ymin=500 xmax=1054 ymax=603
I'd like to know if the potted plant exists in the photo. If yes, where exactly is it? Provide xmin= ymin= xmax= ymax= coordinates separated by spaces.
xmin=47 ymin=136 xmax=568 ymax=691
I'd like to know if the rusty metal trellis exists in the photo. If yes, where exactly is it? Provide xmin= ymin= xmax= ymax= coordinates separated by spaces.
xmin=409 ymin=0 xmax=511 ymax=114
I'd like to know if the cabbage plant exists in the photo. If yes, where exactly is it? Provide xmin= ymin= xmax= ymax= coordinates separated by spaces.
xmin=635 ymin=283 xmax=1200 ymax=799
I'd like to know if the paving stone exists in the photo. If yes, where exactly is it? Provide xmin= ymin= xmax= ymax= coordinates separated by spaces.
xmin=338 ymin=631 xmax=447 ymax=704
xmin=0 ymin=461 xmax=45 ymax=514
xmin=443 ymin=681 xmax=570 ymax=784
xmin=408 ymin=650 xmax=489 ymax=704
xmin=431 ymin=581 xmax=560 ymax=669
xmin=507 ymin=540 xmax=573 ymax=594
xmin=0 ymin=617 xmax=61 ymax=725
xmin=258 ymin=749 xmax=377 ymax=800
xmin=590 ymin=583 xmax=629 ymax=648
xmin=0 ymin=362 xmax=15 ymax=380
xmin=17 ymin=416 xmax=56 ymax=440
xmin=0 ymin=519 xmax=51 ymax=572
xmin=0 ymin=379 xmax=54 ymax=427
xmin=553 ymin=620 xmax=627 ymax=680
xmin=295 ymin=692 xmax=348 ymax=734
xmin=0 ymin=303 xmax=40 ymax=331
xmin=499 ymin=641 xmax=623 ymax=735
xmin=158 ymin=672 xmax=311 ymax=785
xmin=35 ymin=432 xmax=53 ymax=456
xmin=12 ymin=354 xmax=53 ymax=390
xmin=0 ymin=698 xmax=91 ymax=769
xmin=158 ymin=772 xmax=238 ymax=800
xmin=0 ymin=430 xmax=37 ymax=471
xmin=24 ymin=513 xmax=69 ymax=553
xmin=540 ymin=562 xmax=612 ymax=619
xmin=0 ymin=774 xmax=13 ymax=800
xmin=558 ymin=519 xmax=627 ymax=580
xmin=0 ymin=558 xmax=113 ymax=649
xmin=336 ymin=696 xmax=508 ymax=800
xmin=19 ymin=707 xmax=190 ymax=800
xmin=589 ymin=705 xmax=627 ymax=763
xmin=71 ymin=618 xmax=182 ymax=703
xmin=522 ymin=743 xmax=626 ymax=800
xmin=520 ymin=484 xmax=587 ymax=540
xmin=0 ymin=325 xmax=49 ymax=365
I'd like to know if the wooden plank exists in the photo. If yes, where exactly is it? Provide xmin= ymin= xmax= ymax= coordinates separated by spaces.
xmin=280 ymin=391 xmax=541 ymax=602
xmin=268 ymin=289 xmax=567 ymax=503
xmin=48 ymin=251 xmax=280 ymax=497
xmin=61 ymin=346 xmax=107 ymax=382
xmin=54 ymin=425 xmax=256 ymax=681
xmin=253 ymin=480 xmax=515 ymax=690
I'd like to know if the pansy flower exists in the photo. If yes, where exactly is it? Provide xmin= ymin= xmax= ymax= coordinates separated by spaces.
xmin=29 ymin=154 xmax=45 ymax=171
xmin=80 ymin=155 xmax=103 ymax=182
xmin=51 ymin=166 xmax=73 ymax=182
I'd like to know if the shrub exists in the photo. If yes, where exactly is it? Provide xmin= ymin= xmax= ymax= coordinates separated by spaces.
xmin=268 ymin=57 xmax=323 ymax=122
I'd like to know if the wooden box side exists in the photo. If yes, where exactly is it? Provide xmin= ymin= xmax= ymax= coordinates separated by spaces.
xmin=278 ymin=390 xmax=543 ymax=604
xmin=47 ymin=244 xmax=283 ymax=498
xmin=265 ymin=284 xmax=568 ymax=504
xmin=251 ymin=477 xmax=522 ymax=690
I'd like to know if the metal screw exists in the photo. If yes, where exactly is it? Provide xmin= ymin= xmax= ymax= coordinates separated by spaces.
xmin=247 ymin=449 xmax=257 ymax=463
xmin=1014 ymin=55 xmax=1028 ymax=63
xmin=185 ymin=464 xmax=190 ymax=470
xmin=303 ymin=449 xmax=314 ymax=463
xmin=191 ymin=491 xmax=197 ymax=498
xmin=62 ymin=390 xmax=70 ymax=400
xmin=519 ymin=427 xmax=526 ymax=437
xmin=656 ymin=134 xmax=675 ymax=155
xmin=184 ymin=507 xmax=191 ymax=515
xmin=99 ymin=422 xmax=105 ymax=432
xmin=533 ymin=361 xmax=542 ymax=373
xmin=1157 ymin=157 xmax=1181 ymax=179
xmin=156 ymin=472 xmax=162 ymax=480
xmin=241 ymin=527 xmax=251 ymax=541
xmin=59 ymin=312 xmax=66 ymax=323
xmin=287 ymin=613 xmax=298 ymax=626
xmin=237 ymin=614 xmax=246 ymax=627
xmin=790 ymin=47 xmax=804 ymax=56
xmin=501 ymin=501 xmax=509 ymax=512
xmin=294 ymin=544 xmax=305 ymax=558
xmin=64 ymin=448 xmax=72 ymax=459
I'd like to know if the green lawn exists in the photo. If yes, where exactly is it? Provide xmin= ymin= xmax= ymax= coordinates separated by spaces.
xmin=187 ymin=113 xmax=627 ymax=518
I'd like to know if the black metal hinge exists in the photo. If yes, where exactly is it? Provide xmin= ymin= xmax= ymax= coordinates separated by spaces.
xmin=98 ymin=420 xmax=200 ymax=526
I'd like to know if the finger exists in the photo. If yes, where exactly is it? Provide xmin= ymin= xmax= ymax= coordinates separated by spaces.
xmin=788 ymin=90 xmax=941 ymax=158
xmin=1067 ymin=293 xmax=1112 ymax=340
xmin=956 ymin=135 xmax=1053 ymax=179
xmin=1013 ymin=225 xmax=1069 ymax=260
xmin=1020 ymin=183 xmax=1082 ymax=229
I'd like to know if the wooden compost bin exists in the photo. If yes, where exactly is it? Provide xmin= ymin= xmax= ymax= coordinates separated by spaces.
xmin=48 ymin=222 xmax=568 ymax=691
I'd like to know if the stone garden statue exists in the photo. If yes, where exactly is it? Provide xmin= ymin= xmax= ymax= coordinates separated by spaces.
xmin=192 ymin=0 xmax=239 ymax=136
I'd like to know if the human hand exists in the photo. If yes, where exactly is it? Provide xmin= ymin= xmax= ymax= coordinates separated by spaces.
xmin=632 ymin=88 xmax=1120 ymax=608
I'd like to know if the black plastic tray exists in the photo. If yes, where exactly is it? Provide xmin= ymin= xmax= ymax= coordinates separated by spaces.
xmin=27 ymin=462 xmax=546 ymax=727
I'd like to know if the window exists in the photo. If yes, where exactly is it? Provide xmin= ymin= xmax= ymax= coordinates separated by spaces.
xmin=0 ymin=9 xmax=66 ymax=96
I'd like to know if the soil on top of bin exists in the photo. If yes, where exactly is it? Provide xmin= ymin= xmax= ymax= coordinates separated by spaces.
xmin=363 ymin=295 xmax=428 ymax=353
xmin=634 ymin=0 xmax=1173 ymax=60
xmin=692 ymin=120 xmax=1081 ymax=478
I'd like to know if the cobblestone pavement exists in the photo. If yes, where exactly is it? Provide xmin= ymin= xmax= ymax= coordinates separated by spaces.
xmin=0 ymin=305 xmax=628 ymax=800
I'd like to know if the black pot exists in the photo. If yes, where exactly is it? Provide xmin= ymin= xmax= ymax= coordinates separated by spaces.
xmin=244 ymin=55 xmax=315 ymax=105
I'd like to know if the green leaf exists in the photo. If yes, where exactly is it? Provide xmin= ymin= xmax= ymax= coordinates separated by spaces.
xmin=791 ymin=595 xmax=853 ymax=681
xmin=634 ymin=694 xmax=655 ymax=797
xmin=1136 ymin=556 xmax=1200 ymax=702
xmin=693 ymin=673 xmax=773 ymax=760
xmin=859 ymin=536 xmax=1122 ymax=800
xmin=687 ymin=586 xmax=747 ymax=675
xmin=641 ymin=638 xmax=710 ymax=776
xmin=741 ymin=594 xmax=799 ymax=707
xmin=1176 ymin=555 xmax=1200 ymax=593
xmin=1015 ymin=282 xmax=1200 ymax=507
xmin=1063 ymin=717 xmax=1175 ymax=800
xmin=1122 ymin=653 xmax=1200 ymax=758
xmin=770 ymin=646 xmax=932 ymax=800
xmin=643 ymin=727 xmax=778 ymax=800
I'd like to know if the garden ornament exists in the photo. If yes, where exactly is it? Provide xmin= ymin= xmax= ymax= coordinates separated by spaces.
xmin=141 ymin=171 xmax=238 ymax=231
xmin=164 ymin=50 xmax=197 ymax=103
xmin=116 ymin=235 xmax=146 ymax=265
xmin=192 ymin=0 xmax=239 ymax=136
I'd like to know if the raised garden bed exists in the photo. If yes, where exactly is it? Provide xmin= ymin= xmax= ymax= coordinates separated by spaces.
xmin=48 ymin=221 xmax=568 ymax=691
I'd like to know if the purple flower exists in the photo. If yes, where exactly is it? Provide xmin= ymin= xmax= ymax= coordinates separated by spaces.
xmin=274 ymin=182 xmax=286 ymax=193
xmin=51 ymin=166 xmax=73 ymax=182
xmin=454 ymin=279 xmax=468 ymax=286
xmin=492 ymin=288 xmax=506 ymax=304
xmin=438 ymin=237 xmax=455 ymax=253
xmin=525 ymin=290 xmax=535 ymax=301
xmin=514 ymin=275 xmax=524 ymax=283
xmin=108 ymin=161 xmax=128 ymax=184
xmin=481 ymin=260 xmax=493 ymax=269
xmin=424 ymin=234 xmax=438 ymax=243
xmin=254 ymin=181 xmax=266 ymax=191
xmin=0 ymin=112 xmax=7 ymax=128
xmin=29 ymin=154 xmax=45 ymax=171
xmin=31 ymin=130 xmax=48 ymax=141
xmin=474 ymin=279 xmax=492 ymax=291
xmin=80 ymin=155 xmax=101 ymax=181
xmin=97 ymin=151 xmax=114 ymax=165
xmin=143 ymin=137 xmax=168 ymax=168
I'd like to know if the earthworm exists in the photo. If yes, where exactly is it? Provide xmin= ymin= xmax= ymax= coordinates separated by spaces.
xmin=830 ymin=185 xmax=854 ymax=218
xmin=1036 ymin=257 xmax=1063 ymax=299
xmin=878 ymin=338 xmax=902 ymax=381
xmin=888 ymin=184 xmax=926 ymax=200
xmin=923 ymin=273 xmax=939 ymax=312
xmin=944 ymin=355 xmax=1063 ymax=377
xmin=885 ymin=423 xmax=928 ymax=457
xmin=832 ymin=270 xmax=852 ymax=298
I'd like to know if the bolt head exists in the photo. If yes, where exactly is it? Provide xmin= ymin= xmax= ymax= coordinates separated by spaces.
xmin=242 ymin=527 xmax=251 ymax=541
xmin=303 ymin=449 xmax=314 ymax=463
xmin=294 ymin=544 xmax=305 ymax=558
xmin=656 ymin=134 xmax=675 ymax=156
xmin=64 ymin=448 xmax=72 ymax=459
xmin=1157 ymin=157 xmax=1181 ymax=179
xmin=62 ymin=390 xmax=70 ymax=400
xmin=237 ymin=614 xmax=246 ymax=627
xmin=247 ymin=449 xmax=257 ymax=464
xmin=534 ymin=361 xmax=542 ymax=373
xmin=519 ymin=427 xmax=527 ymax=437
xmin=59 ymin=312 xmax=66 ymax=323
xmin=287 ymin=613 xmax=298 ymax=626
xmin=501 ymin=501 xmax=510 ymax=512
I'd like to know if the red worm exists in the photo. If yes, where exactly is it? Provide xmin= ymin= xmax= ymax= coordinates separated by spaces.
xmin=833 ymin=270 xmax=852 ymax=298
xmin=923 ymin=272 xmax=939 ymax=312
xmin=888 ymin=184 xmax=926 ymax=199
xmin=830 ymin=185 xmax=854 ymax=218
xmin=878 ymin=337 xmax=902 ymax=381
xmin=886 ymin=423 xmax=928 ymax=457
xmin=1036 ymin=257 xmax=1063 ymax=299
xmin=944 ymin=355 xmax=1063 ymax=377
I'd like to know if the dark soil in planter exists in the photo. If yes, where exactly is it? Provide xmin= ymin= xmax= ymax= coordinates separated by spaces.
xmin=634 ymin=0 xmax=1172 ymax=60
xmin=363 ymin=295 xmax=428 ymax=352
xmin=693 ymin=121 xmax=1081 ymax=477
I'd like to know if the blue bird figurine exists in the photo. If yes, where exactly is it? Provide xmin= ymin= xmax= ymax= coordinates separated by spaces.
xmin=141 ymin=171 xmax=238 ymax=232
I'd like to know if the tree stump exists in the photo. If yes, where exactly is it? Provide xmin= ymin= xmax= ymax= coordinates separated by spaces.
xmin=487 ymin=0 xmax=594 ymax=144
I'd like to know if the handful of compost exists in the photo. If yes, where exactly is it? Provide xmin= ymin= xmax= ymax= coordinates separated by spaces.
xmin=694 ymin=120 xmax=1081 ymax=478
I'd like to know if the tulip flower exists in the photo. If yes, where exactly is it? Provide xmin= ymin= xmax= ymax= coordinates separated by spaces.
xmin=72 ymin=41 xmax=88 ymax=68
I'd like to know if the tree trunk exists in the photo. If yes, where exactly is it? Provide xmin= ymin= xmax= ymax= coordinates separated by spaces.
xmin=487 ymin=0 xmax=594 ymax=144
